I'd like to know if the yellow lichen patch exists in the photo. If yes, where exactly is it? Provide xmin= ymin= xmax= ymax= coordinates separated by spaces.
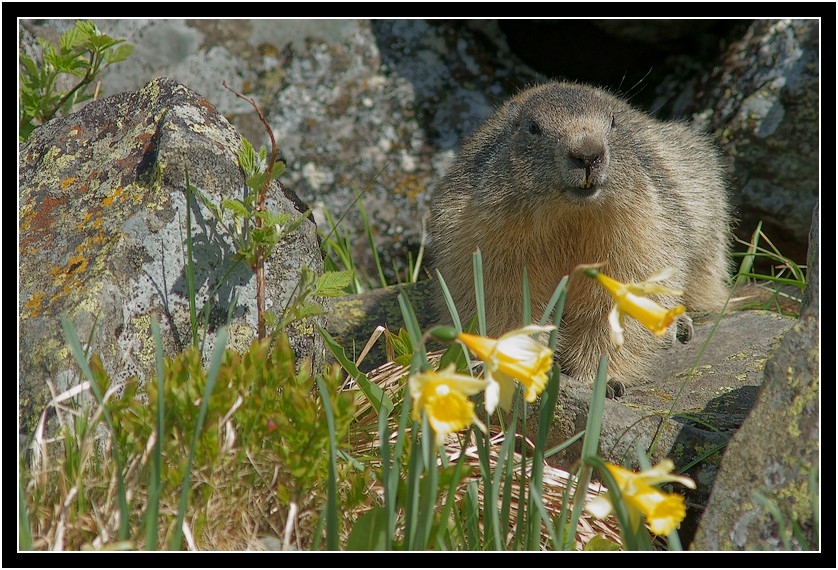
xmin=61 ymin=177 xmax=76 ymax=191
xmin=130 ymin=314 xmax=155 ymax=368
xmin=66 ymin=254 xmax=89 ymax=274
xmin=75 ymin=211 xmax=98 ymax=233
xmin=19 ymin=202 xmax=34 ymax=234
xmin=23 ymin=292 xmax=46 ymax=318
xmin=102 ymin=187 xmax=125 ymax=207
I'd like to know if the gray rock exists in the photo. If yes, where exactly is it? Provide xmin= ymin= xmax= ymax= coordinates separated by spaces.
xmin=694 ymin=19 xmax=819 ymax=261
xmin=20 ymin=19 xmax=816 ymax=279
xmin=691 ymin=195 xmax=820 ymax=551
xmin=19 ymin=77 xmax=323 ymax=440
xmin=533 ymin=310 xmax=795 ymax=543
xmin=690 ymin=310 xmax=819 ymax=551
xmin=801 ymin=203 xmax=819 ymax=318
xmin=18 ymin=18 xmax=536 ymax=284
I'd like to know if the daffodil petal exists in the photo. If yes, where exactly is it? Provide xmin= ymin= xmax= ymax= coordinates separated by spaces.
xmin=600 ymin=460 xmax=695 ymax=536
xmin=586 ymin=495 xmax=614 ymax=519
xmin=608 ymin=306 xmax=624 ymax=348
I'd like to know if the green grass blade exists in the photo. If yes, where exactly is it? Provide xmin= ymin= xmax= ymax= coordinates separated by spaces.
xmin=317 ymin=324 xmax=393 ymax=415
xmin=397 ymin=290 xmax=426 ymax=369
xmin=356 ymin=191 xmax=388 ymax=288
xmin=527 ymin=365 xmax=561 ymax=549
xmin=564 ymin=464 xmax=593 ymax=550
xmin=557 ymin=357 xmax=608 ymax=550
xmin=522 ymin=266 xmax=531 ymax=325
xmin=491 ymin=403 xmax=519 ymax=550
xmin=581 ymin=357 xmax=608 ymax=460
xmin=416 ymin=413 xmax=439 ymax=550
xmin=529 ymin=485 xmax=560 ymax=549
xmin=61 ymin=316 xmax=130 ymax=541
xmin=464 ymin=480 xmax=480 ymax=549
xmin=184 ymin=166 xmax=199 ymax=347
xmin=143 ymin=316 xmax=166 ymax=550
xmin=19 ymin=477 xmax=33 ymax=550
xmin=435 ymin=268 xmax=463 ymax=329
xmin=736 ymin=220 xmax=762 ymax=286
xmin=170 ymin=326 xmax=229 ymax=550
xmin=377 ymin=404 xmax=393 ymax=550
xmin=388 ymin=384 xmax=412 ymax=539
xmin=543 ymin=430 xmax=586 ymax=460
xmin=473 ymin=426 xmax=494 ymax=547
xmin=472 ymin=249 xmax=486 ymax=337
xmin=431 ymin=428 xmax=472 ymax=547
xmin=435 ymin=269 xmax=472 ymax=368
xmin=316 ymin=375 xmax=340 ymax=551
xmin=404 ymin=422 xmax=422 ymax=549
xmin=540 ymin=276 xmax=568 ymax=329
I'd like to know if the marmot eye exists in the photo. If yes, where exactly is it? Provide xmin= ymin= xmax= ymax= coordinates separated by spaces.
xmin=527 ymin=120 xmax=542 ymax=135
xmin=610 ymin=114 xmax=616 ymax=129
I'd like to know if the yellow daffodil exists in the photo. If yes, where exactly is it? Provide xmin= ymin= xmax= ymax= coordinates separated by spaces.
xmin=585 ymin=268 xmax=686 ymax=349
xmin=457 ymin=325 xmax=555 ymax=415
xmin=587 ymin=459 xmax=697 ymax=536
xmin=409 ymin=365 xmax=488 ymax=447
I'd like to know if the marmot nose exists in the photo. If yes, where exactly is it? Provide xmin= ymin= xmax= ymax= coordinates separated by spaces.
xmin=568 ymin=141 xmax=606 ymax=170
xmin=567 ymin=139 xmax=607 ymax=189
xmin=568 ymin=152 xmax=604 ymax=170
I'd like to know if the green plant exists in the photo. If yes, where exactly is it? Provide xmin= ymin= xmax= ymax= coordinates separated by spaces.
xmin=21 ymin=319 xmax=361 ymax=551
xmin=19 ymin=19 xmax=133 ymax=142
xmin=192 ymin=84 xmax=353 ymax=339
xmin=320 ymin=250 xmax=626 ymax=550
xmin=319 ymin=195 xmax=426 ymax=295
xmin=732 ymin=221 xmax=807 ymax=313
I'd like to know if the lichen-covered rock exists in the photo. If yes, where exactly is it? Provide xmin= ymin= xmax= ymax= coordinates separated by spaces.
xmin=694 ymin=18 xmax=819 ymax=261
xmin=21 ymin=18 xmax=817 ymax=279
xmin=690 ymin=312 xmax=819 ymax=551
xmin=19 ymin=77 xmax=323 ymax=440
xmin=691 ymin=201 xmax=820 ymax=552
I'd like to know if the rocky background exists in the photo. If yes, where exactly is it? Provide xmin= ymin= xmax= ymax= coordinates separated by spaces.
xmin=19 ymin=18 xmax=820 ymax=277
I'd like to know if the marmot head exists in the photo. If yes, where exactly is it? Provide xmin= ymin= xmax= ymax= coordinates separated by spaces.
xmin=489 ymin=82 xmax=638 ymax=208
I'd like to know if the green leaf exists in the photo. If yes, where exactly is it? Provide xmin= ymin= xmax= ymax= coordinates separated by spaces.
xmin=60 ymin=24 xmax=88 ymax=51
xmin=237 ymin=137 xmax=257 ymax=175
xmin=386 ymin=328 xmax=411 ymax=358
xmin=107 ymin=43 xmax=134 ymax=64
xmin=290 ymin=301 xmax=325 ymax=320
xmin=346 ymin=507 xmax=388 ymax=550
xmin=436 ymin=342 xmax=467 ymax=372
xmin=221 ymin=199 xmax=248 ymax=218
xmin=317 ymin=325 xmax=393 ymax=415
xmin=74 ymin=19 xmax=99 ymax=39
xmin=315 ymin=270 xmax=354 ymax=296
xmin=584 ymin=534 xmax=621 ymax=551
xmin=248 ymin=172 xmax=270 ymax=191
xmin=272 ymin=161 xmax=286 ymax=178
xmin=257 ymin=211 xmax=291 ymax=227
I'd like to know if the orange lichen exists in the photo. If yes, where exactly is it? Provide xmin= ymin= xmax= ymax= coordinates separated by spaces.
xmin=102 ymin=187 xmax=124 ymax=207
xmin=60 ymin=177 xmax=76 ymax=191
xmin=23 ymin=292 xmax=46 ymax=317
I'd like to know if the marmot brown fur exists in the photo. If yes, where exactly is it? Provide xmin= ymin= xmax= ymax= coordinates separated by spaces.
xmin=430 ymin=81 xmax=731 ymax=385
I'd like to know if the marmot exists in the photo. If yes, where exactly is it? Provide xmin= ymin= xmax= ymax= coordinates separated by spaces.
xmin=430 ymin=81 xmax=731 ymax=386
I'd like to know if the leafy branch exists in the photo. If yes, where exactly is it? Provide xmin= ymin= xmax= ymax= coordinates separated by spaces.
xmin=194 ymin=83 xmax=352 ymax=339
xmin=19 ymin=20 xmax=133 ymax=142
